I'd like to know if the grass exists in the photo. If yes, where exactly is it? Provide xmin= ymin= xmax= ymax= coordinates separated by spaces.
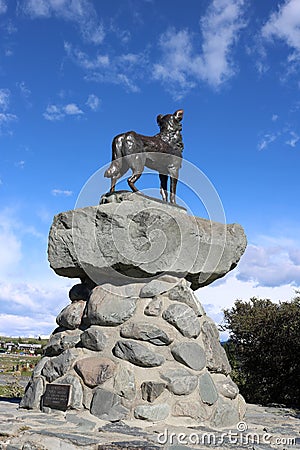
xmin=0 ymin=337 xmax=46 ymax=398
xmin=0 ymin=354 xmax=41 ymax=374
xmin=0 ymin=380 xmax=24 ymax=398
xmin=0 ymin=336 xmax=48 ymax=346
xmin=0 ymin=354 xmax=42 ymax=398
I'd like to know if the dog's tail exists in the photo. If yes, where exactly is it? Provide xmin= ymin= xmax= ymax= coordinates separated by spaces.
xmin=104 ymin=134 xmax=124 ymax=178
xmin=104 ymin=160 xmax=121 ymax=178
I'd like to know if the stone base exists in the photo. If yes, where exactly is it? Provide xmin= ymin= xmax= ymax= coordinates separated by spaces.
xmin=48 ymin=193 xmax=247 ymax=290
xmin=21 ymin=277 xmax=246 ymax=429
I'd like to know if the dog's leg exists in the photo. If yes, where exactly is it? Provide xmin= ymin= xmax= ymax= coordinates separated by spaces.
xmin=107 ymin=159 xmax=129 ymax=193
xmin=128 ymin=172 xmax=142 ymax=192
xmin=110 ymin=177 xmax=117 ymax=193
xmin=127 ymin=153 xmax=145 ymax=192
xmin=169 ymin=167 xmax=179 ymax=204
xmin=170 ymin=177 xmax=178 ymax=204
xmin=159 ymin=173 xmax=168 ymax=202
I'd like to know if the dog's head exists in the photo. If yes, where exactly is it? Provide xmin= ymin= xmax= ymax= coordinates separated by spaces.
xmin=157 ymin=109 xmax=184 ymax=133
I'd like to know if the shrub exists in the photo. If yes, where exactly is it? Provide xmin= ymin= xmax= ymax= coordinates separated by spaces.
xmin=222 ymin=295 xmax=300 ymax=407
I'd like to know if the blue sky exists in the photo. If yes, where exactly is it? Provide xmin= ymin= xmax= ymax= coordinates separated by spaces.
xmin=0 ymin=0 xmax=300 ymax=337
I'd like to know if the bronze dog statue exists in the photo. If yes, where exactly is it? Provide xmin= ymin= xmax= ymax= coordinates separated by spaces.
xmin=104 ymin=109 xmax=184 ymax=204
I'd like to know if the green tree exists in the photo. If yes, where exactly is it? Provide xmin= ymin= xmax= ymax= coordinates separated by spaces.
xmin=222 ymin=295 xmax=300 ymax=407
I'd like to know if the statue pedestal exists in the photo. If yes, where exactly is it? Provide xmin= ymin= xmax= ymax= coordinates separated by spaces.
xmin=21 ymin=194 xmax=247 ymax=428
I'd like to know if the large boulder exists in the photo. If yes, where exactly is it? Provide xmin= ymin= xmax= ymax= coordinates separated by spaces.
xmin=48 ymin=192 xmax=246 ymax=290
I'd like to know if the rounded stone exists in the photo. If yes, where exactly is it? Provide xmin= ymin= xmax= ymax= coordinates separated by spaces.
xmin=167 ymin=282 xmax=205 ymax=316
xmin=173 ymin=400 xmax=210 ymax=420
xmin=171 ymin=342 xmax=206 ymax=370
xmin=75 ymin=357 xmax=116 ymax=388
xmin=114 ymin=366 xmax=136 ymax=400
xmin=144 ymin=297 xmax=162 ymax=317
xmin=199 ymin=372 xmax=218 ymax=405
xmin=80 ymin=326 xmax=107 ymax=352
xmin=141 ymin=381 xmax=166 ymax=403
xmin=87 ymin=286 xmax=137 ymax=326
xmin=211 ymin=396 xmax=240 ymax=428
xmin=113 ymin=340 xmax=165 ymax=367
xmin=134 ymin=404 xmax=170 ymax=421
xmin=120 ymin=322 xmax=172 ymax=346
xmin=162 ymin=303 xmax=200 ymax=338
xmin=91 ymin=388 xmax=129 ymax=422
xmin=41 ymin=348 xmax=83 ymax=383
xmin=69 ymin=283 xmax=91 ymax=302
xmin=201 ymin=318 xmax=231 ymax=374
xmin=139 ymin=280 xmax=172 ymax=298
xmin=56 ymin=301 xmax=86 ymax=330
xmin=212 ymin=373 xmax=239 ymax=399
xmin=20 ymin=377 xmax=45 ymax=410
xmin=43 ymin=329 xmax=82 ymax=356
xmin=160 ymin=368 xmax=198 ymax=395
xmin=31 ymin=357 xmax=50 ymax=378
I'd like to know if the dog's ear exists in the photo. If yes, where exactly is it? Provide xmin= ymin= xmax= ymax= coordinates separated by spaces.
xmin=174 ymin=109 xmax=184 ymax=121
xmin=157 ymin=114 xmax=163 ymax=126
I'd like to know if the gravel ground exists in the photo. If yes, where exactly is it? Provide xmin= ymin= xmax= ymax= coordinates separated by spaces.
xmin=0 ymin=399 xmax=299 ymax=450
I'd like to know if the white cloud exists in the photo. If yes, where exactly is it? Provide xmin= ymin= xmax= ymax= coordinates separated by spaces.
xmin=285 ymin=130 xmax=299 ymax=147
xmin=198 ymin=273 xmax=298 ymax=340
xmin=16 ymin=81 xmax=31 ymax=97
xmin=262 ymin=0 xmax=300 ymax=69
xmin=0 ymin=277 xmax=72 ymax=337
xmin=0 ymin=211 xmax=22 ymax=276
xmin=289 ymin=248 xmax=300 ymax=265
xmin=0 ymin=282 xmax=36 ymax=309
xmin=258 ymin=126 xmax=300 ymax=151
xmin=86 ymin=94 xmax=100 ymax=111
xmin=64 ymin=42 xmax=144 ymax=93
xmin=43 ymin=104 xmax=64 ymax=121
xmin=0 ymin=88 xmax=18 ymax=133
xmin=110 ymin=23 xmax=131 ymax=45
xmin=0 ymin=206 xmax=74 ymax=336
xmin=237 ymin=241 xmax=300 ymax=287
xmin=64 ymin=42 xmax=109 ymax=69
xmin=198 ymin=233 xmax=300 ymax=339
xmin=257 ymin=132 xmax=278 ymax=150
xmin=15 ymin=160 xmax=25 ymax=169
xmin=0 ymin=0 xmax=7 ymax=14
xmin=153 ymin=0 xmax=246 ymax=96
xmin=199 ymin=0 xmax=246 ymax=86
xmin=64 ymin=103 xmax=83 ymax=115
xmin=0 ymin=313 xmax=55 ymax=338
xmin=114 ymin=74 xmax=140 ymax=93
xmin=43 ymin=103 xmax=83 ymax=121
xmin=0 ymin=113 xmax=17 ymax=124
xmin=0 ymin=113 xmax=17 ymax=134
xmin=2 ymin=20 xmax=17 ymax=35
xmin=0 ymin=88 xmax=10 ymax=111
xmin=272 ymin=114 xmax=279 ymax=121
xmin=16 ymin=81 xmax=32 ymax=104
xmin=262 ymin=0 xmax=300 ymax=51
xmin=153 ymin=29 xmax=197 ymax=98
xmin=21 ymin=0 xmax=105 ymax=44
xmin=22 ymin=0 xmax=50 ymax=17
xmin=51 ymin=189 xmax=73 ymax=196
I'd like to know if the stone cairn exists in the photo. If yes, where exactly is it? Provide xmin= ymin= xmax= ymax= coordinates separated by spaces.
xmin=21 ymin=192 xmax=247 ymax=429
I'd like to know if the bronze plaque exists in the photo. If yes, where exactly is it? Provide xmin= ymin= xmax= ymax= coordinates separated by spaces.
xmin=43 ymin=384 xmax=71 ymax=411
